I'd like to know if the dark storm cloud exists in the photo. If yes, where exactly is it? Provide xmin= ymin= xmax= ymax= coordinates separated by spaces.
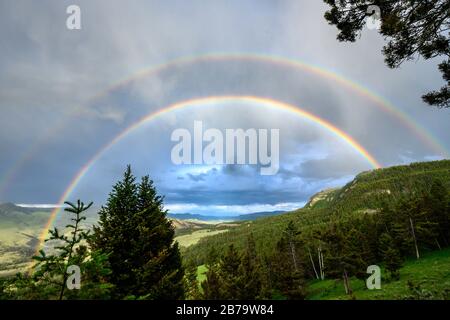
xmin=187 ymin=172 xmax=206 ymax=182
xmin=162 ymin=189 xmax=308 ymax=206
xmin=298 ymin=156 xmax=371 ymax=180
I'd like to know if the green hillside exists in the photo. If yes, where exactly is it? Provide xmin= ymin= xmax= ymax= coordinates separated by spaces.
xmin=183 ymin=160 xmax=450 ymax=264
xmin=194 ymin=247 xmax=450 ymax=299
xmin=326 ymin=160 xmax=450 ymax=212
xmin=181 ymin=160 xmax=450 ymax=300
xmin=0 ymin=202 xmax=225 ymax=276
xmin=0 ymin=204 xmax=51 ymax=275
xmin=1 ymin=160 xmax=449 ymax=300
xmin=307 ymin=248 xmax=450 ymax=300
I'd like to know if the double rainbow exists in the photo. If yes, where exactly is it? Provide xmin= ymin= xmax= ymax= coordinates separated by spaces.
xmin=0 ymin=53 xmax=444 ymax=259
xmin=1 ymin=53 xmax=447 ymax=199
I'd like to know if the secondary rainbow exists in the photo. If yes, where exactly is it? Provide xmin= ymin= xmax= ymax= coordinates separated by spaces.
xmin=87 ymin=52 xmax=449 ymax=156
xmin=33 ymin=95 xmax=381 ymax=260
xmin=2 ymin=53 xmax=447 ymax=200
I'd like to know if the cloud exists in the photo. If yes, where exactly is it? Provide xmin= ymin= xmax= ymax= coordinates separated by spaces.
xmin=165 ymin=202 xmax=306 ymax=217
xmin=16 ymin=204 xmax=65 ymax=209
xmin=0 ymin=0 xmax=448 ymax=214
xmin=77 ymin=105 xmax=127 ymax=124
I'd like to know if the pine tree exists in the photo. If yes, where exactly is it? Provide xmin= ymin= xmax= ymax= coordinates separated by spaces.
xmin=381 ymin=201 xmax=414 ymax=257
xmin=271 ymin=222 xmax=307 ymax=300
xmin=379 ymin=233 xmax=403 ymax=280
xmin=283 ymin=221 xmax=301 ymax=271
xmin=219 ymin=244 xmax=241 ymax=299
xmin=183 ymin=261 xmax=201 ymax=300
xmin=237 ymin=234 xmax=262 ymax=299
xmin=400 ymin=196 xmax=439 ymax=258
xmin=323 ymin=0 xmax=450 ymax=108
xmin=201 ymin=264 xmax=222 ymax=300
xmin=90 ymin=166 xmax=184 ymax=299
xmin=318 ymin=223 xmax=361 ymax=295
xmin=426 ymin=180 xmax=450 ymax=246
xmin=349 ymin=225 xmax=374 ymax=278
xmin=259 ymin=254 xmax=276 ymax=299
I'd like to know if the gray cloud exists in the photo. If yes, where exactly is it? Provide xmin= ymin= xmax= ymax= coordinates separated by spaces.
xmin=0 ymin=1 xmax=448 ymax=215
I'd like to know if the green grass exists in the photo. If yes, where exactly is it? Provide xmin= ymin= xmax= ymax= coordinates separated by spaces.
xmin=197 ymin=264 xmax=208 ymax=284
xmin=307 ymin=248 xmax=450 ymax=300
xmin=193 ymin=249 xmax=450 ymax=300
xmin=175 ymin=229 xmax=228 ymax=248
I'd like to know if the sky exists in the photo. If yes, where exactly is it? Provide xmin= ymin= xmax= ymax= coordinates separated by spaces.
xmin=0 ymin=0 xmax=449 ymax=216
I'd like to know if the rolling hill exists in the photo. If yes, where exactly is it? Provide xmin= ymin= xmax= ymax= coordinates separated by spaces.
xmin=0 ymin=203 xmax=217 ymax=276
xmin=0 ymin=204 xmax=52 ymax=276
xmin=182 ymin=159 xmax=450 ymax=264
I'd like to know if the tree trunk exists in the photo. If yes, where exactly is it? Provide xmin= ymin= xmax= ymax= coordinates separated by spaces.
xmin=343 ymin=272 xmax=349 ymax=295
xmin=343 ymin=269 xmax=352 ymax=295
xmin=308 ymin=248 xmax=319 ymax=279
xmin=435 ymin=238 xmax=442 ymax=250
xmin=289 ymin=239 xmax=298 ymax=271
xmin=318 ymin=247 xmax=325 ymax=280
xmin=409 ymin=217 xmax=420 ymax=259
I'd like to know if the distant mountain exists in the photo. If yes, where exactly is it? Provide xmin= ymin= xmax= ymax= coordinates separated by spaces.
xmin=168 ymin=211 xmax=286 ymax=222
xmin=0 ymin=202 xmax=35 ymax=216
xmin=170 ymin=218 xmax=212 ymax=230
xmin=235 ymin=211 xmax=286 ymax=221
xmin=168 ymin=213 xmax=217 ymax=221
xmin=3 ymin=203 xmax=55 ymax=214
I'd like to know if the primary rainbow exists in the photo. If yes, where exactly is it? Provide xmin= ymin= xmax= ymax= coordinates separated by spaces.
xmin=33 ymin=95 xmax=381 ymax=259
xmin=1 ymin=53 xmax=448 ymax=200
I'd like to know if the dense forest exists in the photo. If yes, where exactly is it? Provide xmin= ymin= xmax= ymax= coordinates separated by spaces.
xmin=192 ymin=184 xmax=450 ymax=299
xmin=0 ymin=160 xmax=449 ymax=300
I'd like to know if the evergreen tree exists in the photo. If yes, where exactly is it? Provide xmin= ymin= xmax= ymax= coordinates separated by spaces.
xmin=319 ymin=223 xmax=365 ymax=295
xmin=357 ymin=214 xmax=380 ymax=265
xmin=345 ymin=226 xmax=373 ymax=279
xmin=259 ymin=254 xmax=276 ymax=299
xmin=400 ymin=196 xmax=439 ymax=257
xmin=379 ymin=233 xmax=403 ymax=280
xmin=237 ymin=234 xmax=262 ymax=299
xmin=206 ymin=246 xmax=220 ymax=266
xmin=381 ymin=201 xmax=414 ymax=257
xmin=271 ymin=222 xmax=307 ymax=299
xmin=323 ymin=0 xmax=450 ymax=108
xmin=201 ymin=264 xmax=221 ymax=300
xmin=183 ymin=261 xmax=201 ymax=300
xmin=426 ymin=180 xmax=450 ymax=246
xmin=90 ymin=166 xmax=184 ymax=299
xmin=219 ymin=244 xmax=241 ymax=299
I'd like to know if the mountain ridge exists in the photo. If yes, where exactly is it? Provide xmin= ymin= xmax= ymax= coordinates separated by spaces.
xmin=168 ymin=210 xmax=286 ymax=222
xmin=182 ymin=159 xmax=450 ymax=264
